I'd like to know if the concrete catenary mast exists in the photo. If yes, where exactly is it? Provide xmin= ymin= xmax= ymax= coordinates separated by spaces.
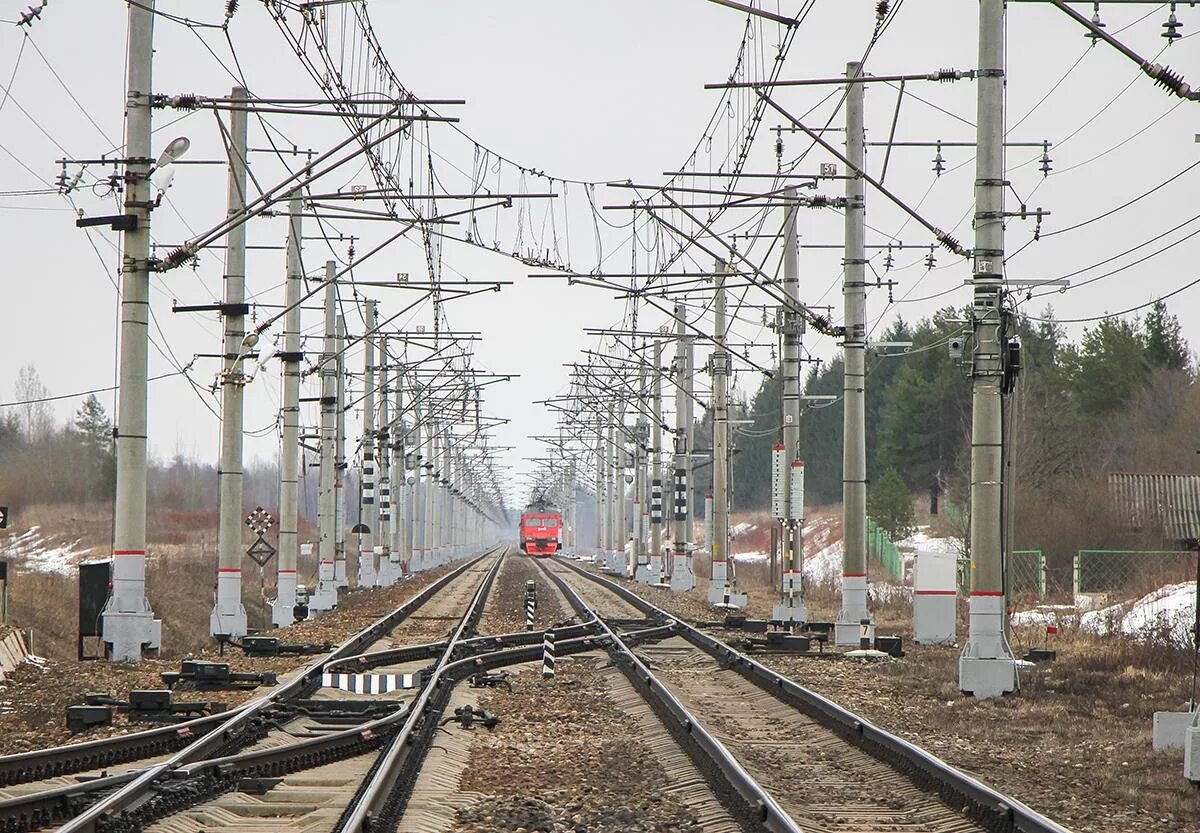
xmin=272 ymin=195 xmax=302 ymax=627
xmin=103 ymin=0 xmax=161 ymax=660
xmin=836 ymin=61 xmax=872 ymax=646
xmin=210 ymin=85 xmax=250 ymax=641
xmin=772 ymin=186 xmax=808 ymax=624
xmin=960 ymin=0 xmax=1018 ymax=698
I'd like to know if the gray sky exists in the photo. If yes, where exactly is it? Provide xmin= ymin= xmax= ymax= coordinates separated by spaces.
xmin=2 ymin=1 xmax=1199 ymax=508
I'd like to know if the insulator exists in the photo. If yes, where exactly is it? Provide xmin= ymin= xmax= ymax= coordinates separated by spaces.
xmin=1088 ymin=3 xmax=1105 ymax=45
xmin=925 ymin=248 xmax=937 ymax=270
xmin=1039 ymin=141 xmax=1053 ymax=177
xmin=883 ymin=245 xmax=895 ymax=270
xmin=875 ymin=1 xmax=889 ymax=22
xmin=932 ymin=142 xmax=945 ymax=176
xmin=1163 ymin=7 xmax=1183 ymax=43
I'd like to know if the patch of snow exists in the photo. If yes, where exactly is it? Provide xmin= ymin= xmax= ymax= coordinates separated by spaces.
xmin=2 ymin=526 xmax=92 ymax=576
xmin=1014 ymin=583 xmax=1197 ymax=646
xmin=732 ymin=551 xmax=768 ymax=563
xmin=897 ymin=526 xmax=962 ymax=556
xmin=870 ymin=582 xmax=911 ymax=604
xmin=730 ymin=522 xmax=756 ymax=538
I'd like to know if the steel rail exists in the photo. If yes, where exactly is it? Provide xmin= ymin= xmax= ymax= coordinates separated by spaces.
xmin=43 ymin=547 xmax=503 ymax=833
xmin=555 ymin=558 xmax=1076 ymax=833
xmin=333 ymin=550 xmax=509 ymax=832
xmin=534 ymin=559 xmax=803 ymax=833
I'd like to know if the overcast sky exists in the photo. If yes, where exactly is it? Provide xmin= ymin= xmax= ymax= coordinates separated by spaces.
xmin=2 ymin=1 xmax=1198 ymax=508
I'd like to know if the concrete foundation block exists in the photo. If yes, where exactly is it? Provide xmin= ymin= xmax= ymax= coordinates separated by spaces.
xmin=1153 ymin=710 xmax=1196 ymax=751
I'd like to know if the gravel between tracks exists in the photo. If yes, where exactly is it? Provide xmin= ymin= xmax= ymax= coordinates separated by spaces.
xmin=478 ymin=555 xmax=573 ymax=635
xmin=449 ymin=656 xmax=736 ymax=833
xmin=0 ymin=560 xmax=465 ymax=755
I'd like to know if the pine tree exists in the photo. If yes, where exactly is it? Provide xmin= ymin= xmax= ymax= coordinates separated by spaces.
xmin=868 ymin=467 xmax=915 ymax=540
xmin=74 ymin=395 xmax=113 ymax=453
xmin=1143 ymin=300 xmax=1190 ymax=371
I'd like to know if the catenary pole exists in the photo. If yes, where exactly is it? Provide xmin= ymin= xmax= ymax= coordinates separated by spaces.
xmin=411 ymin=391 xmax=426 ymax=571
xmin=210 ymin=86 xmax=250 ymax=642
xmin=960 ymin=0 xmax=1018 ymax=698
xmin=836 ymin=61 xmax=873 ymax=645
xmin=272 ymin=195 xmax=302 ymax=627
xmin=392 ymin=369 xmax=408 ymax=576
xmin=670 ymin=303 xmax=697 ymax=591
xmin=309 ymin=264 xmax=339 ymax=614
xmin=103 ymin=0 xmax=161 ymax=661
xmin=358 ymin=301 xmax=378 ymax=588
xmin=708 ymin=260 xmax=745 ymax=607
xmin=648 ymin=340 xmax=664 ymax=584
xmin=334 ymin=314 xmax=348 ymax=588
xmin=772 ymin=186 xmax=808 ymax=624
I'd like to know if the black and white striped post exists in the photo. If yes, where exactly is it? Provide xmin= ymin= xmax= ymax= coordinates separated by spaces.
xmin=524 ymin=580 xmax=537 ymax=631
xmin=541 ymin=629 xmax=556 ymax=679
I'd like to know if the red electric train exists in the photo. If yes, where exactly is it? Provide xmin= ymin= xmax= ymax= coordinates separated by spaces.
xmin=519 ymin=508 xmax=562 ymax=557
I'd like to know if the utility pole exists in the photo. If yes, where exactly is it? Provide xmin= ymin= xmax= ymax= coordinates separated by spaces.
xmin=423 ymin=416 xmax=437 ymax=570
xmin=606 ymin=410 xmax=619 ymax=572
xmin=646 ymin=340 xmax=664 ymax=585
xmin=358 ymin=301 xmax=378 ymax=588
xmin=334 ymin=314 xmax=348 ymax=588
xmin=411 ymin=391 xmax=425 ymax=572
xmin=772 ymin=187 xmax=808 ymax=624
xmin=633 ymin=357 xmax=650 ymax=581
xmin=309 ymin=264 xmax=339 ymax=614
xmin=102 ymin=0 xmax=161 ymax=661
xmin=210 ymin=85 xmax=250 ymax=642
xmin=376 ymin=349 xmax=394 ymax=585
xmin=836 ymin=61 xmax=872 ymax=646
xmin=272 ymin=195 xmax=302 ymax=627
xmin=670 ymin=303 xmax=696 ymax=591
xmin=594 ymin=424 xmax=605 ymax=564
xmin=708 ymin=261 xmax=746 ymax=607
xmin=391 ymin=369 xmax=408 ymax=577
xmin=960 ymin=0 xmax=1017 ymax=698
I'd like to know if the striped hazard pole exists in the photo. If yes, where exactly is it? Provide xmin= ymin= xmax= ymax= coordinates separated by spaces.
xmin=524 ymin=580 xmax=537 ymax=632
xmin=541 ymin=629 xmax=556 ymax=679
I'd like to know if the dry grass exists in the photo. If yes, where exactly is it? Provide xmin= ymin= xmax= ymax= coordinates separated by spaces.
xmin=5 ymin=502 xmax=324 ymax=660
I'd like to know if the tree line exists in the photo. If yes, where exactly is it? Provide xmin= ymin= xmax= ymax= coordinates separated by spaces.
xmin=722 ymin=300 xmax=1195 ymax=566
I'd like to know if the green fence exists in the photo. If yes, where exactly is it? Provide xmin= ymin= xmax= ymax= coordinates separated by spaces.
xmin=1074 ymin=550 xmax=1195 ymax=597
xmin=866 ymin=518 xmax=904 ymax=580
xmin=1009 ymin=549 xmax=1046 ymax=599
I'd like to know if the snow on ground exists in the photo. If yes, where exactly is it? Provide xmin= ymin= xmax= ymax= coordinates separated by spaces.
xmin=1012 ymin=582 xmax=1197 ymax=646
xmin=1 ymin=526 xmax=91 ymax=576
xmin=731 ymin=551 xmax=767 ymax=563
xmin=897 ymin=526 xmax=962 ymax=556
xmin=730 ymin=522 xmax=756 ymax=538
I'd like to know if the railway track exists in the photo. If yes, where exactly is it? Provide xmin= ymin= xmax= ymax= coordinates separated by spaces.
xmin=0 ymin=550 xmax=1077 ymax=833
xmin=539 ymin=557 xmax=1076 ymax=833
xmin=0 ymin=547 xmax=507 ymax=833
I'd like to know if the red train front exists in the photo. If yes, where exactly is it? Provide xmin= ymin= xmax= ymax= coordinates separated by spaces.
xmin=519 ymin=511 xmax=562 ymax=557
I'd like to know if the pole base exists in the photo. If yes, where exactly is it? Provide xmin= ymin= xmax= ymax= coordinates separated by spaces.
xmin=834 ymin=619 xmax=874 ymax=647
xmin=634 ymin=562 xmax=655 ymax=584
xmin=1186 ymin=713 xmax=1200 ymax=781
xmin=771 ymin=598 xmax=808 ymax=624
xmin=669 ymin=554 xmax=695 ymax=592
xmin=707 ymin=582 xmax=747 ymax=608
xmin=308 ymin=584 xmax=338 ymax=616
xmin=358 ymin=553 xmax=377 ymax=588
xmin=270 ymin=598 xmax=295 ymax=628
xmin=958 ymin=656 xmax=1017 ymax=699
xmin=101 ymin=610 xmax=161 ymax=662
xmin=209 ymin=604 xmax=248 ymax=641
xmin=333 ymin=560 xmax=348 ymax=589
xmin=377 ymin=558 xmax=401 ymax=586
